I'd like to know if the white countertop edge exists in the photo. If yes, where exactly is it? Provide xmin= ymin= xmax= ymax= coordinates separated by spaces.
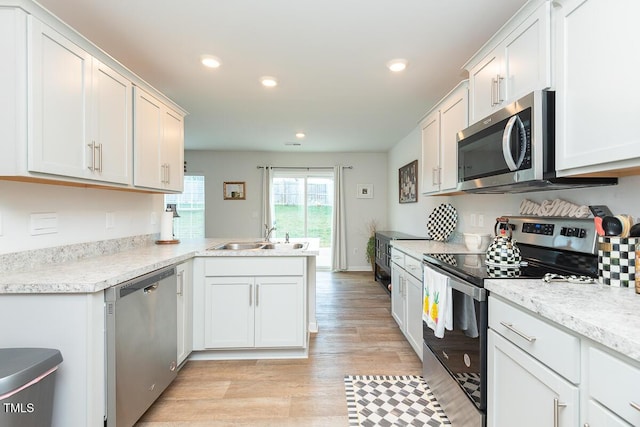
xmin=486 ymin=279 xmax=640 ymax=364
xmin=0 ymin=238 xmax=319 ymax=294
xmin=390 ymin=239 xmax=484 ymax=260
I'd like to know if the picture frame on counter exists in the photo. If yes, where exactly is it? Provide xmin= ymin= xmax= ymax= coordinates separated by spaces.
xmin=399 ymin=160 xmax=418 ymax=204
xmin=223 ymin=182 xmax=246 ymax=200
xmin=357 ymin=184 xmax=374 ymax=199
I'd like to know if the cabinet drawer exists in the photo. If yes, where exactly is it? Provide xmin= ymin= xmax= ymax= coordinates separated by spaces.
xmin=404 ymin=255 xmax=422 ymax=280
xmin=489 ymin=297 xmax=580 ymax=383
xmin=588 ymin=346 xmax=640 ymax=426
xmin=390 ymin=248 xmax=405 ymax=268
xmin=204 ymin=257 xmax=304 ymax=276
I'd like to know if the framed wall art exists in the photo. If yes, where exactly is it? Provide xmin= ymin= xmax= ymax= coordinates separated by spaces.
xmin=357 ymin=184 xmax=373 ymax=199
xmin=223 ymin=182 xmax=246 ymax=200
xmin=399 ymin=160 xmax=418 ymax=203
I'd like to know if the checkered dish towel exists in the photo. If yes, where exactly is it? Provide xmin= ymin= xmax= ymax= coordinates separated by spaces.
xmin=423 ymin=266 xmax=453 ymax=338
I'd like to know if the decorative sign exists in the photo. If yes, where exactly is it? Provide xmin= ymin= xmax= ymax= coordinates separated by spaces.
xmin=520 ymin=198 xmax=591 ymax=218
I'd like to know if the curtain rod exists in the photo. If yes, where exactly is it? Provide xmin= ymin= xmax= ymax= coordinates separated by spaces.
xmin=256 ymin=166 xmax=353 ymax=170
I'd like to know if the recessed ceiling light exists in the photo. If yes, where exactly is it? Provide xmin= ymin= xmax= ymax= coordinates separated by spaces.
xmin=387 ymin=58 xmax=408 ymax=72
xmin=295 ymin=132 xmax=305 ymax=139
xmin=200 ymin=55 xmax=221 ymax=69
xmin=260 ymin=76 xmax=278 ymax=87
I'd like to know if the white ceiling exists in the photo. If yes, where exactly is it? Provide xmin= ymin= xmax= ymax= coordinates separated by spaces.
xmin=36 ymin=0 xmax=527 ymax=152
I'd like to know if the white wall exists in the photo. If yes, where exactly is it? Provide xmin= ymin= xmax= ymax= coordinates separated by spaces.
xmin=184 ymin=150 xmax=388 ymax=270
xmin=388 ymin=126 xmax=640 ymax=237
xmin=0 ymin=180 xmax=164 ymax=254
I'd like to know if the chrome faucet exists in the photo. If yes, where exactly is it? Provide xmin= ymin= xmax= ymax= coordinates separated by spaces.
xmin=285 ymin=232 xmax=290 ymax=243
xmin=264 ymin=224 xmax=276 ymax=242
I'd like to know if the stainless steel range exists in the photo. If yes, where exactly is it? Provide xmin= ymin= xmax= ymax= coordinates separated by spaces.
xmin=421 ymin=216 xmax=598 ymax=427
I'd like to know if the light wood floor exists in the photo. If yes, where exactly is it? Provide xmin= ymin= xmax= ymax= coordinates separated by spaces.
xmin=137 ymin=271 xmax=423 ymax=426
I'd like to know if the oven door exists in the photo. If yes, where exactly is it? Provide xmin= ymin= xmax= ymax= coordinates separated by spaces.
xmin=422 ymin=262 xmax=488 ymax=426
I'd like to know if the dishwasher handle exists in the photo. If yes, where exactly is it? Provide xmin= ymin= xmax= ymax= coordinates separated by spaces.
xmin=108 ymin=266 xmax=176 ymax=300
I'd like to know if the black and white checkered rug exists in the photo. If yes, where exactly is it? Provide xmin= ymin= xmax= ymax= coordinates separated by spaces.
xmin=344 ymin=375 xmax=451 ymax=427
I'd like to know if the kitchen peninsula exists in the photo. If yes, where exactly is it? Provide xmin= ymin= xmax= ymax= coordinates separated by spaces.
xmin=0 ymin=237 xmax=318 ymax=427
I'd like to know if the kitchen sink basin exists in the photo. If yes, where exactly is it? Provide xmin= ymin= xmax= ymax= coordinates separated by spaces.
xmin=212 ymin=242 xmax=264 ymax=250
xmin=262 ymin=243 xmax=306 ymax=250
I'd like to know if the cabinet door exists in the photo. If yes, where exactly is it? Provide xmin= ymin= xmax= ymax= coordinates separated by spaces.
xmin=391 ymin=263 xmax=405 ymax=330
xmin=29 ymin=18 xmax=91 ymax=179
xmin=420 ymin=110 xmax=440 ymax=194
xmin=204 ymin=277 xmax=254 ymax=348
xmin=91 ymin=60 xmax=132 ymax=184
xmin=439 ymin=85 xmax=468 ymax=192
xmin=133 ymin=87 xmax=163 ymax=189
xmin=487 ymin=330 xmax=579 ymax=427
xmin=502 ymin=2 xmax=551 ymax=103
xmin=469 ymin=52 xmax=501 ymax=123
xmin=161 ymin=108 xmax=184 ymax=192
xmin=254 ymin=276 xmax=304 ymax=348
xmin=176 ymin=261 xmax=193 ymax=365
xmin=555 ymin=0 xmax=640 ymax=175
xmin=586 ymin=400 xmax=631 ymax=427
xmin=405 ymin=273 xmax=423 ymax=360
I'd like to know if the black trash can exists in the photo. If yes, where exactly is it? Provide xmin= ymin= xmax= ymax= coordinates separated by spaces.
xmin=0 ymin=348 xmax=63 ymax=427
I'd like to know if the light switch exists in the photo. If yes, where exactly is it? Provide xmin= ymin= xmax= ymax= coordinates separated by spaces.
xmin=30 ymin=212 xmax=58 ymax=235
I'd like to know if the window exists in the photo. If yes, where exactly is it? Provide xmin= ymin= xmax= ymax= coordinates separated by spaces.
xmin=164 ymin=176 xmax=205 ymax=238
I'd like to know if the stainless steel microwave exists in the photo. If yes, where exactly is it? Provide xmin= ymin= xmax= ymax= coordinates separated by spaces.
xmin=456 ymin=91 xmax=616 ymax=193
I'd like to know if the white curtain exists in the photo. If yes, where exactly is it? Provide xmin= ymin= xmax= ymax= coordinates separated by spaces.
xmin=261 ymin=166 xmax=274 ymax=238
xmin=331 ymin=165 xmax=347 ymax=271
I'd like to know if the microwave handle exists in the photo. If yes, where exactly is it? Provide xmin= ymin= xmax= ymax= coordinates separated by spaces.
xmin=502 ymin=115 xmax=527 ymax=171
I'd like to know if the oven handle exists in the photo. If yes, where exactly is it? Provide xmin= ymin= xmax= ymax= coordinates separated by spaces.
xmin=423 ymin=262 xmax=486 ymax=302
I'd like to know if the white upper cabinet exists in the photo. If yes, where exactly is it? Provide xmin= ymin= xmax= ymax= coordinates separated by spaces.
xmin=29 ymin=18 xmax=92 ymax=180
xmin=420 ymin=81 xmax=468 ymax=195
xmin=133 ymin=87 xmax=184 ymax=192
xmin=29 ymin=19 xmax=132 ymax=185
xmin=554 ymin=0 xmax=640 ymax=176
xmin=466 ymin=1 xmax=551 ymax=124
xmin=0 ymin=2 xmax=184 ymax=191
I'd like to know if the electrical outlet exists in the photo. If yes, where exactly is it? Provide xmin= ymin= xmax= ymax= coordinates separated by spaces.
xmin=106 ymin=212 xmax=115 ymax=229
xmin=30 ymin=212 xmax=58 ymax=235
xmin=478 ymin=214 xmax=484 ymax=227
xmin=470 ymin=213 xmax=477 ymax=227
xmin=150 ymin=212 xmax=157 ymax=225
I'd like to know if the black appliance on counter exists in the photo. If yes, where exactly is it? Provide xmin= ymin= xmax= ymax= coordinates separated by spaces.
xmin=374 ymin=231 xmax=429 ymax=294
xmin=421 ymin=216 xmax=598 ymax=427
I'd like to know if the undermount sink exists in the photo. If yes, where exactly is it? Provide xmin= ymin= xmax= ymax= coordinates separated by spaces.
xmin=212 ymin=242 xmax=264 ymax=250
xmin=208 ymin=241 xmax=308 ymax=251
xmin=261 ymin=242 xmax=306 ymax=250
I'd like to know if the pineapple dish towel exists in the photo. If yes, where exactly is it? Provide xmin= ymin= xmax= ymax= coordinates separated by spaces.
xmin=423 ymin=266 xmax=453 ymax=338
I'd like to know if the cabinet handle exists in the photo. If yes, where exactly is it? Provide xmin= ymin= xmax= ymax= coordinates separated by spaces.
xmin=176 ymin=271 xmax=184 ymax=296
xmin=496 ymin=74 xmax=504 ymax=104
xmin=256 ymin=284 xmax=260 ymax=306
xmin=88 ymin=142 xmax=96 ymax=171
xmin=500 ymin=321 xmax=536 ymax=342
xmin=432 ymin=167 xmax=439 ymax=186
xmin=491 ymin=77 xmax=497 ymax=106
xmin=553 ymin=398 xmax=567 ymax=427
xmin=97 ymin=143 xmax=103 ymax=172
xmin=630 ymin=401 xmax=640 ymax=412
xmin=166 ymin=163 xmax=170 ymax=184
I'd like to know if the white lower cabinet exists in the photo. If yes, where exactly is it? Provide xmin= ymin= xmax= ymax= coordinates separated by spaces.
xmin=488 ymin=329 xmax=579 ymax=427
xmin=176 ymin=260 xmax=193 ymax=365
xmin=204 ymin=275 xmax=304 ymax=349
xmin=488 ymin=295 xmax=640 ymax=426
xmin=199 ymin=257 xmax=306 ymax=351
xmin=390 ymin=248 xmax=423 ymax=360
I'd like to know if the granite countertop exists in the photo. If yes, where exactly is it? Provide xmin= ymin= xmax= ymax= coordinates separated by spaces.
xmin=486 ymin=279 xmax=640 ymax=364
xmin=0 ymin=238 xmax=319 ymax=294
xmin=390 ymin=239 xmax=483 ymax=260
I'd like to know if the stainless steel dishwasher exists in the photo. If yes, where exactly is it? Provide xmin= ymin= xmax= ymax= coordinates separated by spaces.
xmin=105 ymin=265 xmax=178 ymax=427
